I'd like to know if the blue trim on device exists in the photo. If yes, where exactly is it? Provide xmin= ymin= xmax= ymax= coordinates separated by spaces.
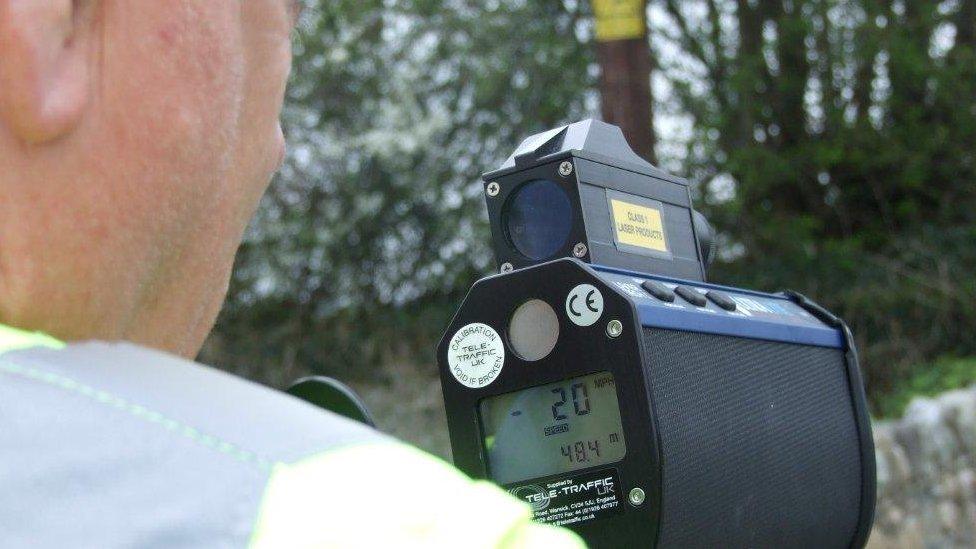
xmin=634 ymin=303 xmax=844 ymax=348
xmin=590 ymin=263 xmax=845 ymax=349
xmin=592 ymin=263 xmax=778 ymax=299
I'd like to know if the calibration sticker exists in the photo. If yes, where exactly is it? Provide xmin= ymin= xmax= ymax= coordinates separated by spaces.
xmin=447 ymin=323 xmax=504 ymax=388
xmin=607 ymin=190 xmax=670 ymax=257
xmin=506 ymin=469 xmax=623 ymax=527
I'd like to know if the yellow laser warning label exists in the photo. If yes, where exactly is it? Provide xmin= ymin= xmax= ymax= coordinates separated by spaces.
xmin=610 ymin=199 xmax=668 ymax=252
xmin=593 ymin=0 xmax=646 ymax=42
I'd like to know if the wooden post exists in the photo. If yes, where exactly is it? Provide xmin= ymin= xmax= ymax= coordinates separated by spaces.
xmin=593 ymin=0 xmax=657 ymax=164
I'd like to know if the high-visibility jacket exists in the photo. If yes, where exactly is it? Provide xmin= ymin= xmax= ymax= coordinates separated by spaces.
xmin=0 ymin=324 xmax=585 ymax=548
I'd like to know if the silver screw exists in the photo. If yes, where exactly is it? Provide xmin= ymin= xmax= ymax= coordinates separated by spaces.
xmin=628 ymin=487 xmax=645 ymax=506
xmin=606 ymin=319 xmax=623 ymax=338
xmin=486 ymin=182 xmax=500 ymax=197
xmin=572 ymin=243 xmax=588 ymax=258
xmin=558 ymin=161 xmax=574 ymax=177
xmin=500 ymin=263 xmax=514 ymax=273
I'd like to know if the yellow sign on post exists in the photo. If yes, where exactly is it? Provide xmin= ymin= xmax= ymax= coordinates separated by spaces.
xmin=593 ymin=0 xmax=646 ymax=42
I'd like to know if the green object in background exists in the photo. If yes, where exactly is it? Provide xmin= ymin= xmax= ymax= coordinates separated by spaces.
xmin=874 ymin=357 xmax=976 ymax=419
xmin=205 ymin=0 xmax=976 ymax=414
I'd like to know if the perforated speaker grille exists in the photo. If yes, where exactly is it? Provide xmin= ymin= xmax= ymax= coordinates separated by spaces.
xmin=643 ymin=328 xmax=862 ymax=549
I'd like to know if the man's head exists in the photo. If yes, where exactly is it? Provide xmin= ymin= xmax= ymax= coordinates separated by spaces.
xmin=0 ymin=1 xmax=300 ymax=356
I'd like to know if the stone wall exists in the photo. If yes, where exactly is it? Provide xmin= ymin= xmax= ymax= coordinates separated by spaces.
xmin=869 ymin=385 xmax=976 ymax=548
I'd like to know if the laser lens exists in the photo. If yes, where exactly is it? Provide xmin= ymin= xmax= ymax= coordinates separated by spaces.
xmin=504 ymin=179 xmax=573 ymax=261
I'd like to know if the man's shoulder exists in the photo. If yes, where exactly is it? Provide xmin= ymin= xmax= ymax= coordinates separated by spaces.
xmin=250 ymin=441 xmax=586 ymax=548
xmin=0 ymin=340 xmax=385 ymax=547
xmin=0 ymin=342 xmax=586 ymax=548
xmin=0 ymin=340 xmax=384 ymax=463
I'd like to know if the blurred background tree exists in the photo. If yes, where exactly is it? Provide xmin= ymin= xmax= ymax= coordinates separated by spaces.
xmin=201 ymin=0 xmax=976 ymax=452
xmin=656 ymin=0 xmax=976 ymax=398
xmin=204 ymin=0 xmax=597 ymax=388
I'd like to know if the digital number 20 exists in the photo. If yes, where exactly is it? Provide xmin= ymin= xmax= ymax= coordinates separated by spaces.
xmin=551 ymin=382 xmax=591 ymax=421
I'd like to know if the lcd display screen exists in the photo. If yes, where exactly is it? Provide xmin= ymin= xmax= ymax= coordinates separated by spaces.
xmin=479 ymin=372 xmax=626 ymax=484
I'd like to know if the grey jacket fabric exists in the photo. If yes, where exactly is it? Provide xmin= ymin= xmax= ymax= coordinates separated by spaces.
xmin=0 ymin=342 xmax=383 ymax=548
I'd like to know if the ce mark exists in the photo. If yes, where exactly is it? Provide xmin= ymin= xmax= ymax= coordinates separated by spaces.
xmin=570 ymin=290 xmax=600 ymax=316
xmin=565 ymin=284 xmax=604 ymax=327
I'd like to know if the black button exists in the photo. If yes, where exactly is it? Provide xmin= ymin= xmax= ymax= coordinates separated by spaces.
xmin=641 ymin=280 xmax=675 ymax=302
xmin=674 ymin=285 xmax=707 ymax=307
xmin=706 ymin=290 xmax=737 ymax=311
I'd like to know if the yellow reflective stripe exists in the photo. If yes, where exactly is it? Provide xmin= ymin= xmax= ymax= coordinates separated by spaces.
xmin=0 ymin=324 xmax=64 ymax=355
xmin=248 ymin=442 xmax=586 ymax=549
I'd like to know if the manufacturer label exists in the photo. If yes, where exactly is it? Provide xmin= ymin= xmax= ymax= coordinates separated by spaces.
xmin=565 ymin=284 xmax=604 ymax=327
xmin=609 ymin=198 xmax=669 ymax=254
xmin=447 ymin=323 xmax=504 ymax=388
xmin=507 ymin=468 xmax=624 ymax=527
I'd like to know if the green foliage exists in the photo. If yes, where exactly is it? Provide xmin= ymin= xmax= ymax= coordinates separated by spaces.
xmin=204 ymin=0 xmax=976 ymax=411
xmin=655 ymin=0 xmax=976 ymax=394
xmin=202 ymin=0 xmax=598 ymax=383
xmin=873 ymin=356 xmax=976 ymax=419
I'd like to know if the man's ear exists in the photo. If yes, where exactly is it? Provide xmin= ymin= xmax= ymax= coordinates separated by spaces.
xmin=0 ymin=0 xmax=93 ymax=144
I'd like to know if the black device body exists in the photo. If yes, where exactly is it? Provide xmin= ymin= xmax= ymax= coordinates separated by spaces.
xmin=483 ymin=119 xmax=709 ymax=280
xmin=437 ymin=259 xmax=875 ymax=548
xmin=440 ymin=120 xmax=875 ymax=547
